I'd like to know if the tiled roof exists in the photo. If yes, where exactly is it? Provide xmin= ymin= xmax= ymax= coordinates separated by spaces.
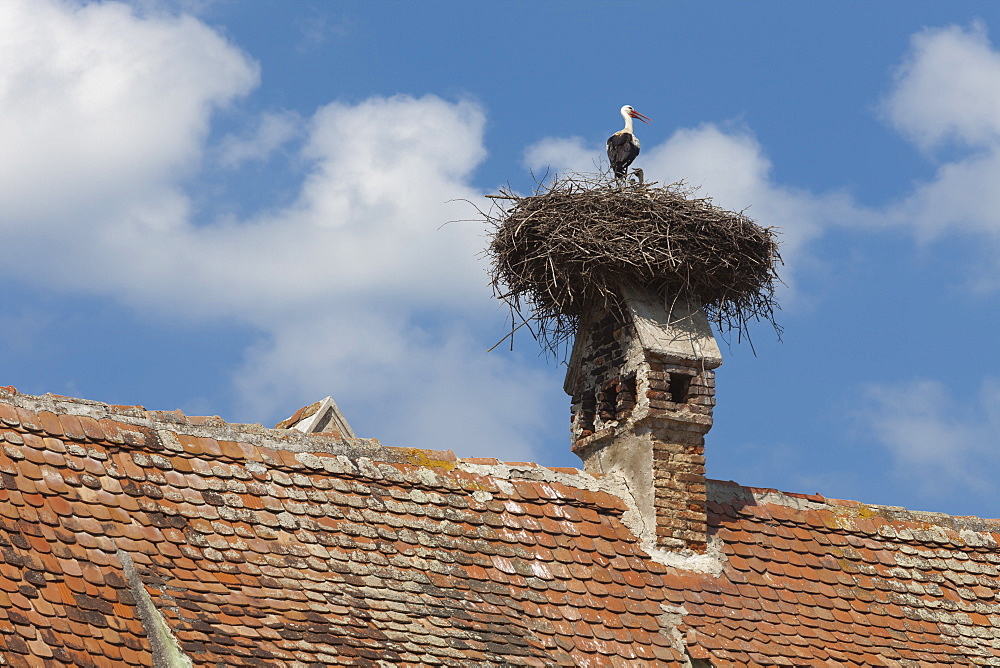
xmin=2 ymin=386 xmax=1000 ymax=666
xmin=0 ymin=388 xmax=686 ymax=666
xmin=675 ymin=483 xmax=1000 ymax=666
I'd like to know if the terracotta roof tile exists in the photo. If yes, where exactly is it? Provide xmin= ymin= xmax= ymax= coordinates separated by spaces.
xmin=2 ymin=389 xmax=1000 ymax=664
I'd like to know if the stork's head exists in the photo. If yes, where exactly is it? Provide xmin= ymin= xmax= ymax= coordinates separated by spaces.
xmin=621 ymin=105 xmax=651 ymax=124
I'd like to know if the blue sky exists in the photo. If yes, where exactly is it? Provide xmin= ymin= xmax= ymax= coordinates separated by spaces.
xmin=5 ymin=0 xmax=1000 ymax=518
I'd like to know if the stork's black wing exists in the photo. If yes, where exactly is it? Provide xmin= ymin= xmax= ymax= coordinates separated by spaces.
xmin=607 ymin=132 xmax=639 ymax=178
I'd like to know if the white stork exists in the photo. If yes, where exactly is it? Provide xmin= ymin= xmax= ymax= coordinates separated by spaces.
xmin=607 ymin=105 xmax=651 ymax=179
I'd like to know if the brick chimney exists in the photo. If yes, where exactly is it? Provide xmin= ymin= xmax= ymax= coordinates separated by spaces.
xmin=564 ymin=285 xmax=721 ymax=553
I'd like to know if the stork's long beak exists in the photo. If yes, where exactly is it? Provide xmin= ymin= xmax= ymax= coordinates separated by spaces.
xmin=630 ymin=110 xmax=652 ymax=124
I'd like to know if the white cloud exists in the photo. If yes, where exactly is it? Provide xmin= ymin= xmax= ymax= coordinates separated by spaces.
xmin=883 ymin=21 xmax=1000 ymax=152
xmin=0 ymin=3 xmax=488 ymax=316
xmin=522 ymin=136 xmax=598 ymax=176
xmin=889 ymin=151 xmax=1000 ymax=241
xmin=883 ymin=23 xmax=1000 ymax=243
xmin=217 ymin=110 xmax=302 ymax=168
xmin=0 ymin=0 xmax=559 ymax=461
xmin=859 ymin=379 xmax=1000 ymax=496
xmin=0 ymin=0 xmax=258 ymax=223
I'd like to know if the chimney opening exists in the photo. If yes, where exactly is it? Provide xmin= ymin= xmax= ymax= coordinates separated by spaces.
xmin=580 ymin=391 xmax=597 ymax=436
xmin=617 ymin=373 xmax=637 ymax=419
xmin=598 ymin=380 xmax=618 ymax=422
xmin=668 ymin=373 xmax=692 ymax=403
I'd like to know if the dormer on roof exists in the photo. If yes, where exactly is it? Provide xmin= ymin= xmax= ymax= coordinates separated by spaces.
xmin=274 ymin=396 xmax=355 ymax=438
xmin=565 ymin=285 xmax=722 ymax=554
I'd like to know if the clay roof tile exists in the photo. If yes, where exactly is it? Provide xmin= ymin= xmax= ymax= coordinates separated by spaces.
xmin=4 ymin=391 xmax=1000 ymax=665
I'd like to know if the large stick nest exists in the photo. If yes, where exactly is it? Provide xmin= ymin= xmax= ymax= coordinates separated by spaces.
xmin=482 ymin=172 xmax=782 ymax=357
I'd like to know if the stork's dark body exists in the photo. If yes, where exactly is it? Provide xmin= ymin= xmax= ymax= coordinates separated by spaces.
xmin=607 ymin=131 xmax=640 ymax=178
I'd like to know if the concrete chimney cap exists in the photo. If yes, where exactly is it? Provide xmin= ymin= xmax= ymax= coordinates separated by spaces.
xmin=623 ymin=286 xmax=723 ymax=370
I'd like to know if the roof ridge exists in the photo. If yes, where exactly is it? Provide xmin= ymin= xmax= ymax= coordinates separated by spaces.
xmin=0 ymin=386 xmax=590 ymax=477
xmin=0 ymin=385 xmax=387 ymax=457
xmin=708 ymin=478 xmax=1000 ymax=532
xmin=10 ymin=386 xmax=997 ymax=532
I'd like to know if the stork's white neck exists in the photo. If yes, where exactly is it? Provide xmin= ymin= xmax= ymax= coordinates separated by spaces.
xmin=621 ymin=108 xmax=634 ymax=134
